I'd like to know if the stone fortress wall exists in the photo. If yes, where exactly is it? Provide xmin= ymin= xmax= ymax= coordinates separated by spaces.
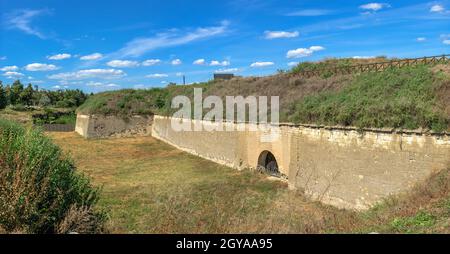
xmin=76 ymin=114 xmax=450 ymax=210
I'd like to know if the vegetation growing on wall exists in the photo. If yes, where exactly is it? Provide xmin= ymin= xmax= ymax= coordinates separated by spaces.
xmin=0 ymin=119 xmax=107 ymax=233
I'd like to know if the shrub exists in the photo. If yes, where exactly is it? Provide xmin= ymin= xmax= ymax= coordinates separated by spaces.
xmin=0 ymin=119 xmax=107 ymax=233
xmin=390 ymin=211 xmax=436 ymax=233
xmin=10 ymin=104 xmax=27 ymax=112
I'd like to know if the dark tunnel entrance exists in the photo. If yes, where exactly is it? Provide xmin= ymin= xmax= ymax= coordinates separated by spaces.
xmin=257 ymin=150 xmax=280 ymax=177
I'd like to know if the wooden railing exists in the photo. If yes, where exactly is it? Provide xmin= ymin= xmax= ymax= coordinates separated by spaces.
xmin=297 ymin=54 xmax=449 ymax=78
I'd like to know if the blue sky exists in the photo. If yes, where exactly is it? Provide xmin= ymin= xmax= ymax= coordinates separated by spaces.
xmin=0 ymin=0 xmax=449 ymax=92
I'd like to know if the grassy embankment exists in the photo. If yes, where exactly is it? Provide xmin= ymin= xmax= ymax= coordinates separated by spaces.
xmin=77 ymin=60 xmax=450 ymax=132
xmin=48 ymin=132 xmax=450 ymax=233
xmin=288 ymin=65 xmax=449 ymax=132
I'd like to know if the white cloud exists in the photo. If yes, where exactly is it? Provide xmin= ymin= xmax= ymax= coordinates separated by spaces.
xmin=443 ymin=40 xmax=450 ymax=45
xmin=430 ymin=4 xmax=445 ymax=13
xmin=193 ymin=58 xmax=206 ymax=65
xmin=250 ymin=61 xmax=274 ymax=68
xmin=416 ymin=37 xmax=426 ymax=42
xmin=359 ymin=3 xmax=390 ymax=12
xmin=1 ymin=65 xmax=19 ymax=71
xmin=51 ymin=85 xmax=69 ymax=90
xmin=193 ymin=59 xmax=230 ymax=66
xmin=107 ymin=60 xmax=140 ymax=68
xmin=287 ymin=62 xmax=299 ymax=67
xmin=3 ymin=71 xmax=25 ymax=78
xmin=309 ymin=46 xmax=324 ymax=52
xmin=176 ymin=72 xmax=184 ymax=76
xmin=80 ymin=53 xmax=103 ymax=60
xmin=264 ymin=31 xmax=299 ymax=39
xmin=142 ymin=59 xmax=161 ymax=66
xmin=113 ymin=21 xmax=229 ymax=58
xmin=58 ymin=80 xmax=83 ymax=86
xmin=48 ymin=53 xmax=71 ymax=60
xmin=146 ymin=73 xmax=169 ymax=78
xmin=286 ymin=46 xmax=325 ymax=58
xmin=214 ymin=68 xmax=239 ymax=73
xmin=25 ymin=63 xmax=59 ymax=71
xmin=286 ymin=9 xmax=331 ymax=16
xmin=87 ymin=81 xmax=119 ymax=87
xmin=4 ymin=9 xmax=49 ymax=39
xmin=48 ymin=69 xmax=126 ymax=80
xmin=0 ymin=56 xmax=8 ymax=60
xmin=210 ymin=60 xmax=230 ymax=66
xmin=171 ymin=59 xmax=182 ymax=65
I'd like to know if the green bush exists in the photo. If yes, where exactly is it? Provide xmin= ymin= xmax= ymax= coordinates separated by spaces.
xmin=391 ymin=211 xmax=436 ymax=233
xmin=33 ymin=111 xmax=77 ymax=125
xmin=0 ymin=119 xmax=107 ymax=233
xmin=9 ymin=104 xmax=27 ymax=112
xmin=288 ymin=65 xmax=449 ymax=131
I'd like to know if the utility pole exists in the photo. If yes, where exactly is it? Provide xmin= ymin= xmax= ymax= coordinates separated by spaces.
xmin=183 ymin=75 xmax=186 ymax=85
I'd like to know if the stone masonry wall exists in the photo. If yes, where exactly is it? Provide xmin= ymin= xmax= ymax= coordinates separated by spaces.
xmin=75 ymin=114 xmax=153 ymax=138
xmin=151 ymin=115 xmax=450 ymax=210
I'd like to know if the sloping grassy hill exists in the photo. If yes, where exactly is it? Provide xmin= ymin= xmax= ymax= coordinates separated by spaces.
xmin=289 ymin=65 xmax=449 ymax=132
xmin=77 ymin=58 xmax=450 ymax=132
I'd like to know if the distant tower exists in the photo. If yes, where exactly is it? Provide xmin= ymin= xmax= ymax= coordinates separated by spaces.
xmin=183 ymin=75 xmax=186 ymax=85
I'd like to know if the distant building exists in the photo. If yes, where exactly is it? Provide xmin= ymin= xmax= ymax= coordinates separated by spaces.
xmin=214 ymin=73 xmax=234 ymax=80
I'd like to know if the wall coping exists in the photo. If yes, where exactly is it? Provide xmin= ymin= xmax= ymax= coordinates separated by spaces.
xmin=125 ymin=114 xmax=450 ymax=137
xmin=77 ymin=113 xmax=153 ymax=118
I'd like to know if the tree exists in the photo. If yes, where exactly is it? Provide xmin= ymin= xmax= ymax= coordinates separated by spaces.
xmin=4 ymin=85 xmax=11 ymax=105
xmin=10 ymin=80 xmax=23 ymax=105
xmin=0 ymin=81 xmax=7 ymax=109
xmin=20 ymin=84 xmax=34 ymax=106
xmin=38 ymin=94 xmax=51 ymax=107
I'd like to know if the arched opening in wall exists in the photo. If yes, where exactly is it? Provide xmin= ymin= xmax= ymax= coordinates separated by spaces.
xmin=257 ymin=150 xmax=280 ymax=177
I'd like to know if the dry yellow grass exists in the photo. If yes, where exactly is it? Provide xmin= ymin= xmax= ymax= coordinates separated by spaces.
xmin=46 ymin=132 xmax=450 ymax=233
xmin=47 ymin=132 xmax=359 ymax=233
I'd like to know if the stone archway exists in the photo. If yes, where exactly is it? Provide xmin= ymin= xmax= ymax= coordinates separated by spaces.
xmin=257 ymin=150 xmax=280 ymax=176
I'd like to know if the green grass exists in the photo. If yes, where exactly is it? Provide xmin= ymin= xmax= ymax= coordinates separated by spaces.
xmin=390 ymin=211 xmax=436 ymax=233
xmin=76 ymin=83 xmax=210 ymax=117
xmin=288 ymin=65 xmax=449 ymax=131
